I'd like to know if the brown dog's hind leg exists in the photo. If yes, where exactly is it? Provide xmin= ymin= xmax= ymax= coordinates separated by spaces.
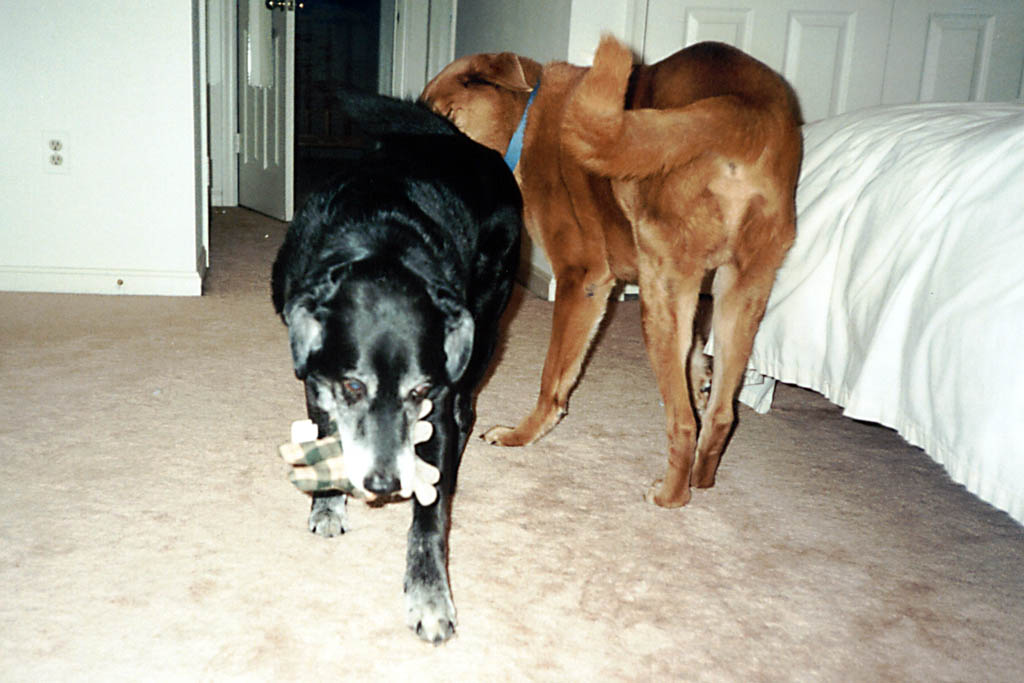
xmin=689 ymin=260 xmax=779 ymax=489
xmin=637 ymin=265 xmax=704 ymax=508
xmin=483 ymin=267 xmax=615 ymax=446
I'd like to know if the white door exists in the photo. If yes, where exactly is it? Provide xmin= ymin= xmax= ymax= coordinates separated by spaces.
xmin=642 ymin=0 xmax=893 ymax=123
xmin=882 ymin=0 xmax=1024 ymax=104
xmin=231 ymin=0 xmax=448 ymax=221
xmin=389 ymin=0 xmax=455 ymax=98
xmin=238 ymin=0 xmax=294 ymax=221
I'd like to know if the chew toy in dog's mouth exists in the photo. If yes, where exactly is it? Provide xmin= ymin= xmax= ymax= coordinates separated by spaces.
xmin=279 ymin=402 xmax=439 ymax=506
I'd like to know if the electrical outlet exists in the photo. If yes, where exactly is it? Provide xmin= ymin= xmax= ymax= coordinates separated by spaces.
xmin=44 ymin=131 xmax=69 ymax=174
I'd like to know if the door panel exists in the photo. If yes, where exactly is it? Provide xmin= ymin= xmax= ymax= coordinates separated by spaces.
xmin=643 ymin=0 xmax=893 ymax=123
xmin=882 ymin=0 xmax=1024 ymax=104
xmin=238 ymin=0 xmax=294 ymax=221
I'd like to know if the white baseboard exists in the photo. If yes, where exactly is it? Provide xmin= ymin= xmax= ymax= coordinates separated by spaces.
xmin=518 ymin=261 xmax=556 ymax=301
xmin=0 ymin=265 xmax=204 ymax=296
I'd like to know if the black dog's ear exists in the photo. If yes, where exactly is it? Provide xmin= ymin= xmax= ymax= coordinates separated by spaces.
xmin=284 ymin=298 xmax=324 ymax=380
xmin=444 ymin=306 xmax=475 ymax=382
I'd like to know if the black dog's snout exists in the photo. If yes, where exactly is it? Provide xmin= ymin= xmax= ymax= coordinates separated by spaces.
xmin=363 ymin=471 xmax=401 ymax=496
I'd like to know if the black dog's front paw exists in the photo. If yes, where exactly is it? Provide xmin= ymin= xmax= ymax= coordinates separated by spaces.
xmin=405 ymin=581 xmax=456 ymax=644
xmin=308 ymin=494 xmax=348 ymax=537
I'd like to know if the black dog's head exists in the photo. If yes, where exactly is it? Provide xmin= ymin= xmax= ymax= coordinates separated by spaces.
xmin=282 ymin=259 xmax=473 ymax=499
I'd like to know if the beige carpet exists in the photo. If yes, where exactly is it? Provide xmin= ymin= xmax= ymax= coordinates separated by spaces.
xmin=2 ymin=207 xmax=1023 ymax=681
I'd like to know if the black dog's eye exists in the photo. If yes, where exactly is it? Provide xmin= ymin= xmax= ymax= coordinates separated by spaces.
xmin=409 ymin=383 xmax=432 ymax=401
xmin=341 ymin=378 xmax=366 ymax=401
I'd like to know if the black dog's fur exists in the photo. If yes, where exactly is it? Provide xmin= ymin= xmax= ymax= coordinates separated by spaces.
xmin=271 ymin=94 xmax=521 ymax=643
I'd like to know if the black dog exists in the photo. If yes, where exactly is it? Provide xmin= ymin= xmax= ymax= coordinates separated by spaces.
xmin=271 ymin=94 xmax=521 ymax=643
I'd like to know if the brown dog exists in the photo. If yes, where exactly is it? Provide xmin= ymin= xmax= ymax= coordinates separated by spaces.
xmin=421 ymin=36 xmax=801 ymax=507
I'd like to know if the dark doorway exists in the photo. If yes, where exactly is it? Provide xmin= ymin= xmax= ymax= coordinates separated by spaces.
xmin=294 ymin=0 xmax=383 ymax=207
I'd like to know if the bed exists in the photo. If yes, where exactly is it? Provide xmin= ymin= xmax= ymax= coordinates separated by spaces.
xmin=730 ymin=102 xmax=1024 ymax=526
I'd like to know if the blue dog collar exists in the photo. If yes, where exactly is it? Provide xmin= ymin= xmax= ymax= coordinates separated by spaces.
xmin=503 ymin=80 xmax=538 ymax=172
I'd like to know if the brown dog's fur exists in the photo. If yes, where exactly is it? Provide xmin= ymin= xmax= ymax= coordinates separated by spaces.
xmin=421 ymin=36 xmax=802 ymax=507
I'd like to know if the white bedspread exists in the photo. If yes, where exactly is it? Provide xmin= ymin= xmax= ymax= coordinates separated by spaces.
xmin=736 ymin=103 xmax=1024 ymax=525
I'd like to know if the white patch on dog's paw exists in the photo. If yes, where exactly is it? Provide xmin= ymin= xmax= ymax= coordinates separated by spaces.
xmin=405 ymin=588 xmax=456 ymax=644
xmin=308 ymin=508 xmax=347 ymax=536
xmin=308 ymin=496 xmax=349 ymax=537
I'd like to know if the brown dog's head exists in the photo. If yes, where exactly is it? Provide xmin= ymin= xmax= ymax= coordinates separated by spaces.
xmin=421 ymin=52 xmax=540 ymax=155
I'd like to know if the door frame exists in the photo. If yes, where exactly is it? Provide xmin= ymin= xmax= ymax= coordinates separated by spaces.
xmin=208 ymin=0 xmax=238 ymax=208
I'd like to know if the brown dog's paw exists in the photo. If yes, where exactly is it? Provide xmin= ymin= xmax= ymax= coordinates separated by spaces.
xmin=690 ymin=466 xmax=717 ymax=490
xmin=481 ymin=425 xmax=525 ymax=447
xmin=643 ymin=479 xmax=692 ymax=508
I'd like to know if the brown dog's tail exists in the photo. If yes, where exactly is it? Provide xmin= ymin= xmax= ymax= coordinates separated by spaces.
xmin=562 ymin=36 xmax=776 ymax=180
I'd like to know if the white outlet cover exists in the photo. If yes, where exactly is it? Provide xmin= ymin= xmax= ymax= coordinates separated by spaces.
xmin=43 ymin=130 xmax=69 ymax=174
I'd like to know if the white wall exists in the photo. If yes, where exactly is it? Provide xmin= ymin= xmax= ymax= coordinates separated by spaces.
xmin=0 ymin=2 xmax=206 ymax=296
xmin=454 ymin=0 xmax=573 ymax=62
xmin=454 ymin=0 xmax=641 ymax=62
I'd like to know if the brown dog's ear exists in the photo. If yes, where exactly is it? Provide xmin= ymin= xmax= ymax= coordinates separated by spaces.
xmin=468 ymin=52 xmax=533 ymax=92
